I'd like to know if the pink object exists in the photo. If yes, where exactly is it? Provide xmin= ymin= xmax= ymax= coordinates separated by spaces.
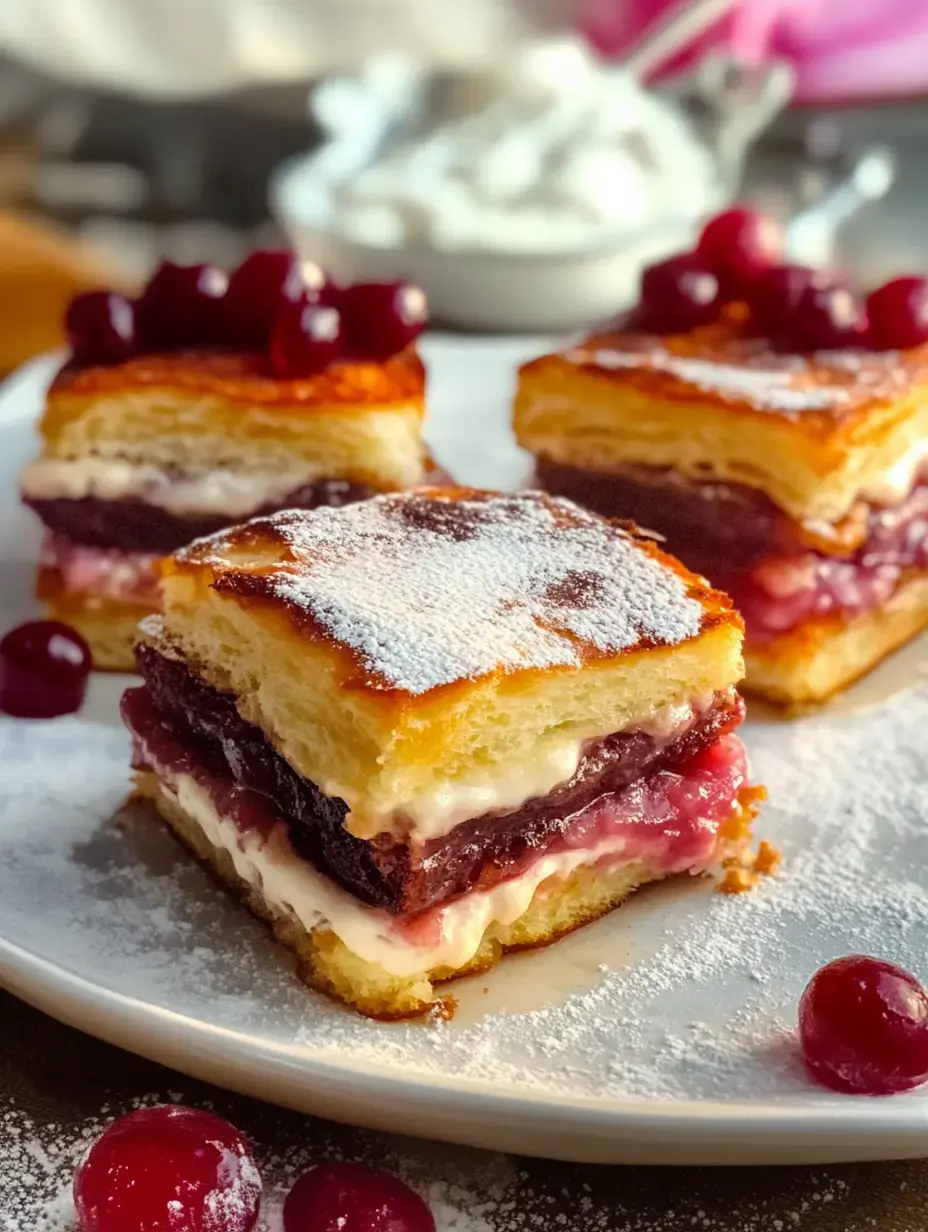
xmin=799 ymin=955 xmax=928 ymax=1095
xmin=42 ymin=534 xmax=162 ymax=604
xmin=73 ymin=1105 xmax=262 ymax=1232
xmin=0 ymin=619 xmax=91 ymax=718
xmin=718 ymin=476 xmax=928 ymax=639
xmin=283 ymin=1162 xmax=436 ymax=1232
xmin=580 ymin=0 xmax=928 ymax=104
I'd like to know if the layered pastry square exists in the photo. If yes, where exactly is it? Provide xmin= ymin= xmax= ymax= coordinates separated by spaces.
xmin=515 ymin=324 xmax=928 ymax=707
xmin=20 ymin=257 xmax=431 ymax=670
xmin=120 ymin=486 xmax=759 ymax=1019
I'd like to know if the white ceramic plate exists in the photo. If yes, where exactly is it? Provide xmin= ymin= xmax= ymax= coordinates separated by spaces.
xmin=2 ymin=342 xmax=928 ymax=1166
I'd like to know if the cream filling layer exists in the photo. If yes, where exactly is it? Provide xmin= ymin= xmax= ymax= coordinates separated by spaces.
xmin=20 ymin=457 xmax=339 ymax=519
xmin=343 ymin=691 xmax=718 ymax=842
xmin=859 ymin=437 xmax=928 ymax=506
xmin=165 ymin=770 xmax=678 ymax=978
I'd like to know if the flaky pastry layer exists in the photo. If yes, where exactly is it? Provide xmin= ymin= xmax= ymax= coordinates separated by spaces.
xmin=515 ymin=331 xmax=928 ymax=525
xmin=154 ymin=490 xmax=743 ymax=833
xmin=744 ymin=571 xmax=928 ymax=707
xmin=41 ymin=589 xmax=144 ymax=671
xmin=40 ymin=350 xmax=427 ymax=489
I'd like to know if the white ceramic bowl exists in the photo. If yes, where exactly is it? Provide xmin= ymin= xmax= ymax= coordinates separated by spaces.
xmin=273 ymin=155 xmax=696 ymax=332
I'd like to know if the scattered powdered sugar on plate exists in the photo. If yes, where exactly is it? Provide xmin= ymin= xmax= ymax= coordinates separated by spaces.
xmin=185 ymin=490 xmax=705 ymax=694
xmin=1 ymin=683 xmax=928 ymax=1115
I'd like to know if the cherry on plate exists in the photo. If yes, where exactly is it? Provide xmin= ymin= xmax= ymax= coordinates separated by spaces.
xmin=73 ymin=1104 xmax=262 ymax=1232
xmin=270 ymin=295 xmax=344 ymax=376
xmin=866 ymin=276 xmax=928 ymax=350
xmin=696 ymin=207 xmax=782 ymax=299
xmin=223 ymin=250 xmax=331 ymax=348
xmin=774 ymin=282 xmax=867 ymax=353
xmin=283 ymin=1162 xmax=435 ymax=1232
xmin=137 ymin=260 xmax=229 ymax=349
xmin=799 ymin=955 xmax=928 ymax=1095
xmin=0 ymin=620 xmax=91 ymax=718
xmin=341 ymin=282 xmax=428 ymax=360
xmin=66 ymin=291 xmax=137 ymax=366
xmin=630 ymin=254 xmax=720 ymax=333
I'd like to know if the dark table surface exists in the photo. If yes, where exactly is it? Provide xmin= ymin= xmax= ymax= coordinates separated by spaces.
xmin=2 ymin=989 xmax=927 ymax=1230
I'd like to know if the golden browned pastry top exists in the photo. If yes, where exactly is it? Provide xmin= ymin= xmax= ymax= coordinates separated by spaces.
xmin=49 ymin=345 xmax=426 ymax=412
xmin=166 ymin=487 xmax=739 ymax=698
xmin=524 ymin=315 xmax=928 ymax=432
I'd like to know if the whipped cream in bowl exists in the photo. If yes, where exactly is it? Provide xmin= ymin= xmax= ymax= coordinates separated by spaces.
xmin=273 ymin=42 xmax=792 ymax=330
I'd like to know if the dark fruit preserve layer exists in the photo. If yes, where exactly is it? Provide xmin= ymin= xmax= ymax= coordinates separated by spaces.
xmin=128 ymin=645 xmax=743 ymax=915
xmin=539 ymin=460 xmax=928 ymax=640
xmin=24 ymin=478 xmax=379 ymax=554
xmin=537 ymin=458 xmax=928 ymax=574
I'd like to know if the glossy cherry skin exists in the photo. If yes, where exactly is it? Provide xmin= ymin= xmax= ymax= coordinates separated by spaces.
xmin=73 ymin=1105 xmax=262 ymax=1232
xmin=696 ymin=207 xmax=782 ymax=299
xmin=866 ymin=276 xmax=928 ymax=350
xmin=270 ymin=295 xmax=344 ymax=376
xmin=340 ymin=282 xmax=428 ymax=360
xmin=282 ymin=1162 xmax=435 ymax=1232
xmin=774 ymin=281 xmax=867 ymax=353
xmin=223 ymin=251 xmax=331 ymax=348
xmin=65 ymin=291 xmax=137 ymax=366
xmin=630 ymin=254 xmax=720 ymax=333
xmin=0 ymin=620 xmax=91 ymax=718
xmin=745 ymin=264 xmax=821 ymax=337
xmin=136 ymin=260 xmax=229 ymax=349
xmin=799 ymin=956 xmax=928 ymax=1095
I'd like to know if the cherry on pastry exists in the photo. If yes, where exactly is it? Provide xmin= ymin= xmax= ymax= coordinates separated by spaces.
xmin=745 ymin=264 xmax=820 ymax=337
xmin=73 ymin=1104 xmax=262 ymax=1232
xmin=774 ymin=281 xmax=867 ymax=353
xmin=696 ymin=207 xmax=782 ymax=300
xmin=137 ymin=260 xmax=229 ymax=349
xmin=799 ymin=955 xmax=928 ymax=1095
xmin=65 ymin=291 xmax=137 ymax=366
xmin=340 ymin=281 xmax=428 ymax=360
xmin=223 ymin=250 xmax=332 ymax=348
xmin=0 ymin=620 xmax=91 ymax=718
xmin=270 ymin=294 xmax=344 ymax=376
xmin=630 ymin=254 xmax=720 ymax=333
xmin=282 ymin=1161 xmax=435 ymax=1232
xmin=866 ymin=276 xmax=928 ymax=350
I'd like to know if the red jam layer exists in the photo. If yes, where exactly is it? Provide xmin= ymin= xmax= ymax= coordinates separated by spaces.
xmin=716 ymin=482 xmax=928 ymax=640
xmin=123 ymin=683 xmax=747 ymax=938
xmin=40 ymin=534 xmax=161 ymax=605
xmin=126 ymin=645 xmax=745 ymax=914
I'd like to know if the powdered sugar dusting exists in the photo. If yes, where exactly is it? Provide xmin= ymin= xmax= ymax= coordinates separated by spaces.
xmin=196 ymin=491 xmax=706 ymax=694
xmin=565 ymin=340 xmax=918 ymax=415
xmin=2 ymin=678 xmax=928 ymax=1122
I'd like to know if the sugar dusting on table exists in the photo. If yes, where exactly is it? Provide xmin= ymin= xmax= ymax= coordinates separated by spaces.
xmin=0 ymin=1094 xmax=875 ymax=1230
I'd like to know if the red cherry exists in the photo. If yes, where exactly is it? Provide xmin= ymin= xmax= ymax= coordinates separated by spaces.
xmin=65 ymin=291 xmax=137 ymax=366
xmin=696 ymin=207 xmax=782 ymax=299
xmin=630 ymin=254 xmax=720 ymax=333
xmin=223 ymin=251 xmax=332 ymax=348
xmin=745 ymin=264 xmax=821 ymax=336
xmin=137 ymin=260 xmax=229 ymax=349
xmin=341 ymin=282 xmax=428 ymax=360
xmin=73 ymin=1105 xmax=262 ymax=1232
xmin=270 ymin=295 xmax=344 ymax=376
xmin=0 ymin=620 xmax=91 ymax=718
xmin=282 ymin=1162 xmax=435 ymax=1232
xmin=799 ymin=956 xmax=928 ymax=1095
xmin=775 ymin=282 xmax=867 ymax=353
xmin=866 ymin=276 xmax=928 ymax=350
